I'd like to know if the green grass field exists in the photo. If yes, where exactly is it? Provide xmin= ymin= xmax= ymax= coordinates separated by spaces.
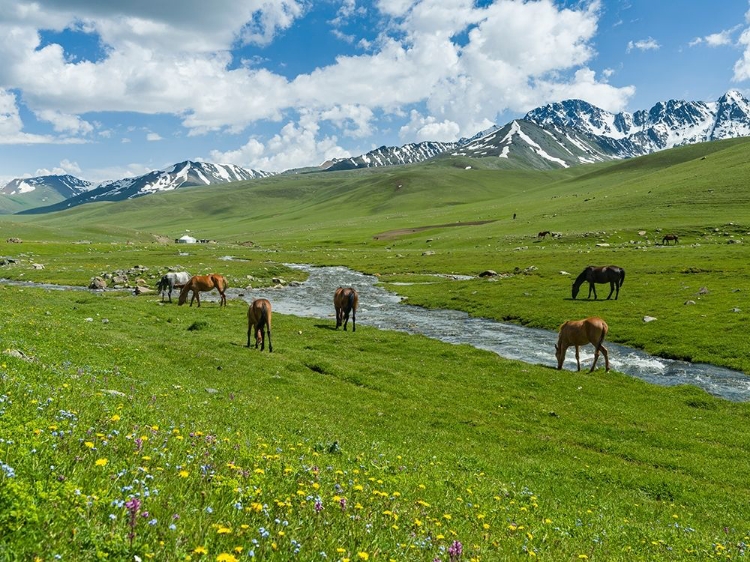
xmin=0 ymin=138 xmax=749 ymax=560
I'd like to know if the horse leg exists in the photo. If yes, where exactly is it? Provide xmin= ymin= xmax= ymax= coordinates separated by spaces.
xmin=600 ymin=344 xmax=609 ymax=371
xmin=266 ymin=325 xmax=272 ymax=352
xmin=335 ymin=306 xmax=342 ymax=329
xmin=247 ymin=323 xmax=253 ymax=347
xmin=575 ymin=346 xmax=581 ymax=371
xmin=607 ymin=282 xmax=615 ymax=300
xmin=614 ymin=282 xmax=620 ymax=300
xmin=343 ymin=311 xmax=349 ymax=331
xmin=590 ymin=346 xmax=599 ymax=372
xmin=588 ymin=282 xmax=597 ymax=299
xmin=351 ymin=308 xmax=356 ymax=332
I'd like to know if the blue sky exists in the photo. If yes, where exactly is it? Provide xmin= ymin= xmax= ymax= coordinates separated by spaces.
xmin=1 ymin=0 xmax=750 ymax=185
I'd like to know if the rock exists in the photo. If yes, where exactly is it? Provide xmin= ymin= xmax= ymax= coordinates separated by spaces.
xmin=133 ymin=286 xmax=152 ymax=295
xmin=638 ymin=230 xmax=646 ymax=236
xmin=6 ymin=238 xmax=22 ymax=243
xmin=732 ymin=307 xmax=741 ymax=313
xmin=595 ymin=243 xmax=610 ymax=247
xmin=89 ymin=277 xmax=107 ymax=290
xmin=3 ymin=349 xmax=33 ymax=361
xmin=478 ymin=270 xmax=498 ymax=277
xmin=272 ymin=277 xmax=285 ymax=285
xmin=101 ymin=389 xmax=126 ymax=397
xmin=643 ymin=316 xmax=657 ymax=323
xmin=206 ymin=388 xmax=219 ymax=394
xmin=684 ymin=300 xmax=696 ymax=305
xmin=559 ymin=271 xmax=571 ymax=275
xmin=32 ymin=263 xmax=45 ymax=270
xmin=422 ymin=250 xmax=436 ymax=256
xmin=697 ymin=287 xmax=709 ymax=295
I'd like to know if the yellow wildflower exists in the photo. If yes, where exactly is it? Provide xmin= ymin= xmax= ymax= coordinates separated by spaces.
xmin=193 ymin=546 xmax=208 ymax=555
xmin=95 ymin=458 xmax=108 ymax=467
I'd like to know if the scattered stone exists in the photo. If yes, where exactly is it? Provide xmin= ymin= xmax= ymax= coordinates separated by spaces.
xmin=732 ymin=307 xmax=741 ymax=313
xmin=133 ymin=286 xmax=152 ymax=295
xmin=643 ymin=316 xmax=657 ymax=323
xmin=559 ymin=271 xmax=570 ymax=275
xmin=638 ymin=230 xmax=646 ymax=236
xmin=6 ymin=238 xmax=22 ymax=243
xmin=422 ymin=250 xmax=436 ymax=256
xmin=101 ymin=389 xmax=126 ymax=397
xmin=595 ymin=243 xmax=610 ymax=247
xmin=206 ymin=388 xmax=219 ymax=394
xmin=89 ymin=277 xmax=107 ymax=290
xmin=478 ymin=270 xmax=497 ymax=277
xmin=685 ymin=300 xmax=696 ymax=305
xmin=272 ymin=277 xmax=285 ymax=285
xmin=697 ymin=287 xmax=709 ymax=295
xmin=84 ymin=317 xmax=94 ymax=322
xmin=32 ymin=263 xmax=45 ymax=270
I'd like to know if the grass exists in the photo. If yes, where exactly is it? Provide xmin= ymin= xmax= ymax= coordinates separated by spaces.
xmin=1 ymin=137 xmax=750 ymax=559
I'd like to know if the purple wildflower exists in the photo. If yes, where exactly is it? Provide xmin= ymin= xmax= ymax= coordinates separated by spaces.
xmin=448 ymin=540 xmax=463 ymax=561
xmin=314 ymin=500 xmax=324 ymax=513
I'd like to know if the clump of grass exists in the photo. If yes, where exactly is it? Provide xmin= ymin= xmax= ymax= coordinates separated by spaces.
xmin=187 ymin=320 xmax=210 ymax=331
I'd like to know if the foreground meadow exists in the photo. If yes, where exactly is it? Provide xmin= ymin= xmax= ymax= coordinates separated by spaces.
xmin=0 ymin=283 xmax=749 ymax=561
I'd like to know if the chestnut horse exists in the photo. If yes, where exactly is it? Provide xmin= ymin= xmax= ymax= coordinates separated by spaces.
xmin=555 ymin=316 xmax=609 ymax=372
xmin=537 ymin=231 xmax=551 ymax=239
xmin=246 ymin=298 xmax=272 ymax=352
xmin=571 ymin=265 xmax=625 ymax=300
xmin=178 ymin=274 xmax=227 ymax=307
xmin=334 ymin=287 xmax=358 ymax=331
xmin=662 ymin=233 xmax=678 ymax=245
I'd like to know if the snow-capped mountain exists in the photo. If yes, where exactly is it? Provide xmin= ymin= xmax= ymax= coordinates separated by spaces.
xmin=0 ymin=174 xmax=93 ymax=214
xmin=323 ymin=141 xmax=458 ymax=171
xmin=450 ymin=119 xmax=618 ymax=169
xmin=1 ymin=174 xmax=92 ymax=198
xmin=524 ymin=89 xmax=750 ymax=157
xmin=18 ymin=161 xmax=273 ymax=214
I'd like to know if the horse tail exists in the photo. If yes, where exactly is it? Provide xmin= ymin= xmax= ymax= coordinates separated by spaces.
xmin=347 ymin=291 xmax=355 ymax=312
xmin=156 ymin=276 xmax=165 ymax=292
xmin=595 ymin=321 xmax=608 ymax=351
xmin=620 ymin=268 xmax=625 ymax=287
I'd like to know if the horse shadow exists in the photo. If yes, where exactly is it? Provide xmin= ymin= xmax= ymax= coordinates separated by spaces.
xmin=315 ymin=323 xmax=338 ymax=330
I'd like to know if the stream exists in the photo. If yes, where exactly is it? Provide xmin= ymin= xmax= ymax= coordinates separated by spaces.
xmin=4 ymin=264 xmax=749 ymax=401
xmin=236 ymin=264 xmax=750 ymax=402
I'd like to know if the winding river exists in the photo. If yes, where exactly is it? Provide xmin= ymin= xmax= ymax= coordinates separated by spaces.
xmin=236 ymin=264 xmax=750 ymax=402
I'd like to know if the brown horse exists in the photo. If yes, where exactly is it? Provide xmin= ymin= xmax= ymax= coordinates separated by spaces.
xmin=662 ymin=233 xmax=678 ymax=245
xmin=246 ymin=298 xmax=272 ymax=352
xmin=178 ymin=274 xmax=227 ymax=307
xmin=555 ymin=316 xmax=609 ymax=372
xmin=571 ymin=265 xmax=625 ymax=300
xmin=334 ymin=287 xmax=358 ymax=331
xmin=538 ymin=231 xmax=551 ymax=239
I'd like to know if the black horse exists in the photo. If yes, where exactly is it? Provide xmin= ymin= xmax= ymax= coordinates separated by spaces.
xmin=572 ymin=265 xmax=625 ymax=300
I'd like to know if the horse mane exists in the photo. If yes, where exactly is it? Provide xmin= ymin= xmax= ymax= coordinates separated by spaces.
xmin=573 ymin=267 xmax=590 ymax=287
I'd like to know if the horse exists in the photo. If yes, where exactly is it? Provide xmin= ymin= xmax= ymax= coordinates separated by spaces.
xmin=662 ymin=234 xmax=679 ymax=245
xmin=246 ymin=298 xmax=272 ymax=352
xmin=571 ymin=265 xmax=625 ymax=300
xmin=334 ymin=287 xmax=358 ymax=331
xmin=538 ymin=231 xmax=551 ymax=239
xmin=555 ymin=316 xmax=609 ymax=372
xmin=178 ymin=274 xmax=228 ymax=307
xmin=156 ymin=271 xmax=191 ymax=303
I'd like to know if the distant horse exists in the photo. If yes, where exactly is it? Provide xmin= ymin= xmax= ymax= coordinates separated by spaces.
xmin=334 ymin=287 xmax=358 ymax=331
xmin=156 ymin=271 xmax=191 ymax=303
xmin=246 ymin=298 xmax=272 ymax=352
xmin=555 ymin=316 xmax=609 ymax=372
xmin=572 ymin=265 xmax=625 ymax=300
xmin=662 ymin=234 xmax=679 ymax=245
xmin=178 ymin=274 xmax=228 ymax=307
xmin=538 ymin=231 xmax=551 ymax=239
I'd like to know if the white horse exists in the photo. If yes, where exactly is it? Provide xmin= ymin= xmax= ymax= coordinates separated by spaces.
xmin=156 ymin=271 xmax=191 ymax=302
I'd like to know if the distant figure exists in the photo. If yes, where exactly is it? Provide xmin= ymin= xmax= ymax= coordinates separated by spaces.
xmin=538 ymin=231 xmax=551 ymax=239
xmin=662 ymin=234 xmax=678 ymax=245
xmin=513 ymin=213 xmax=516 ymax=220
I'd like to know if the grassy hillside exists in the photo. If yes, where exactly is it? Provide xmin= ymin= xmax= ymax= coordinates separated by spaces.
xmin=0 ymin=138 xmax=749 ymax=559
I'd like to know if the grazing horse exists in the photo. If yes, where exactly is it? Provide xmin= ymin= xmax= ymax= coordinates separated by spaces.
xmin=334 ymin=287 xmax=358 ymax=331
xmin=662 ymin=233 xmax=679 ymax=245
xmin=555 ymin=316 xmax=609 ymax=372
xmin=572 ymin=265 xmax=625 ymax=300
xmin=537 ymin=231 xmax=551 ymax=239
xmin=178 ymin=274 xmax=228 ymax=307
xmin=156 ymin=271 xmax=191 ymax=303
xmin=246 ymin=298 xmax=272 ymax=352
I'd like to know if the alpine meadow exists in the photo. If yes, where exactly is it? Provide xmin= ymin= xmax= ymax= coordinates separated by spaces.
xmin=1 ymin=137 xmax=750 ymax=561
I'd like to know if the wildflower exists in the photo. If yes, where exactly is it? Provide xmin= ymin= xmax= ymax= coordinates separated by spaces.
xmin=84 ymin=441 xmax=95 ymax=449
xmin=216 ymin=554 xmax=237 ymax=562
xmin=95 ymin=458 xmax=108 ymax=467
xmin=217 ymin=526 xmax=232 ymax=535
xmin=315 ymin=500 xmax=324 ymax=513
xmin=193 ymin=546 xmax=208 ymax=555
xmin=357 ymin=553 xmax=369 ymax=560
xmin=179 ymin=470 xmax=189 ymax=478
xmin=111 ymin=414 xmax=121 ymax=422
xmin=448 ymin=540 xmax=462 ymax=561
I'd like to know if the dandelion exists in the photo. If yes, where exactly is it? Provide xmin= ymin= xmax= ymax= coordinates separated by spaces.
xmin=357 ymin=553 xmax=369 ymax=560
xmin=193 ymin=546 xmax=208 ymax=555
xmin=84 ymin=441 xmax=95 ymax=449
xmin=179 ymin=470 xmax=189 ymax=478
xmin=95 ymin=458 xmax=108 ymax=467
xmin=215 ymin=554 xmax=237 ymax=562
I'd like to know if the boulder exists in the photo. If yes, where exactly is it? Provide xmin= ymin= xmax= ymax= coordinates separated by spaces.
xmin=89 ymin=277 xmax=107 ymax=290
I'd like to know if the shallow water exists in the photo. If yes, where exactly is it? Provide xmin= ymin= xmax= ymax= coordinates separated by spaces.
xmin=236 ymin=264 xmax=750 ymax=402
